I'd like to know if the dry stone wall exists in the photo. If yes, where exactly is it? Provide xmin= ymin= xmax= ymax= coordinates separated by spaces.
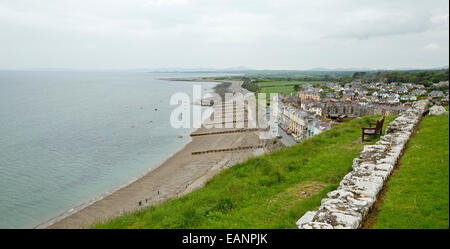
xmin=429 ymin=105 xmax=448 ymax=116
xmin=296 ymin=100 xmax=429 ymax=229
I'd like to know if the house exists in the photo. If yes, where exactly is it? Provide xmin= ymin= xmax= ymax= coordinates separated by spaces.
xmin=300 ymin=100 xmax=324 ymax=116
xmin=412 ymin=84 xmax=425 ymax=89
xmin=298 ymin=91 xmax=321 ymax=102
xmin=434 ymin=81 xmax=449 ymax=88
xmin=342 ymin=90 xmax=355 ymax=101
xmin=386 ymin=94 xmax=400 ymax=103
xmin=322 ymin=101 xmax=360 ymax=117
xmin=326 ymin=91 xmax=340 ymax=99
xmin=302 ymin=84 xmax=314 ymax=91
xmin=380 ymin=92 xmax=390 ymax=98
xmin=411 ymin=89 xmax=427 ymax=96
xmin=429 ymin=91 xmax=444 ymax=98
xmin=288 ymin=109 xmax=311 ymax=140
xmin=322 ymin=82 xmax=340 ymax=90
xmin=364 ymin=82 xmax=378 ymax=89
xmin=279 ymin=102 xmax=331 ymax=141
xmin=396 ymin=86 xmax=409 ymax=94
xmin=308 ymin=102 xmax=324 ymax=116
xmin=344 ymin=81 xmax=361 ymax=89
xmin=400 ymin=95 xmax=417 ymax=101
xmin=279 ymin=105 xmax=293 ymax=129
xmin=373 ymin=103 xmax=408 ymax=116
xmin=354 ymin=87 xmax=368 ymax=95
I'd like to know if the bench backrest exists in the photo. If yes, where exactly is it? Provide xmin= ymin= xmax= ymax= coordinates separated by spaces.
xmin=376 ymin=117 xmax=385 ymax=131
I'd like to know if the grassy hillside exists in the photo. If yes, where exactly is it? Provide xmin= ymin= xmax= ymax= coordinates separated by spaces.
xmin=374 ymin=111 xmax=449 ymax=229
xmin=95 ymin=116 xmax=395 ymax=229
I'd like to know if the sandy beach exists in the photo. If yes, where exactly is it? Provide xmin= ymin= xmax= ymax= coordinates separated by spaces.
xmin=43 ymin=79 xmax=272 ymax=229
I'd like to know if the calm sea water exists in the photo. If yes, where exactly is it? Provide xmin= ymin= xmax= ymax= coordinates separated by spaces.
xmin=0 ymin=71 xmax=222 ymax=228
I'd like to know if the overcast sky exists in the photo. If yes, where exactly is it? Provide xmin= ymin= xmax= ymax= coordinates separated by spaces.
xmin=0 ymin=0 xmax=448 ymax=70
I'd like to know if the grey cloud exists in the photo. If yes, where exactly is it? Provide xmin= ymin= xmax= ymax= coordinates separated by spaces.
xmin=0 ymin=0 xmax=448 ymax=70
xmin=322 ymin=10 xmax=435 ymax=39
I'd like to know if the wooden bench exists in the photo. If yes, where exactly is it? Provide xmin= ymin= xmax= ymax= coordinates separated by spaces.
xmin=362 ymin=117 xmax=385 ymax=141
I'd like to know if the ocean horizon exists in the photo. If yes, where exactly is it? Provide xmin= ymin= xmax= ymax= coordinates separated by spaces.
xmin=0 ymin=71 xmax=225 ymax=228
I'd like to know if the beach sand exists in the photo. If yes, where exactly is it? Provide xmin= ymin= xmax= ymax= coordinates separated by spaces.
xmin=44 ymin=80 xmax=269 ymax=229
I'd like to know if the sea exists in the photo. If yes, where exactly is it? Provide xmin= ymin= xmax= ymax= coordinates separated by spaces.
xmin=0 ymin=71 xmax=226 ymax=228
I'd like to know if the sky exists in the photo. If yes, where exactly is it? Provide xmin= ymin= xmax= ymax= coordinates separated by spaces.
xmin=0 ymin=0 xmax=448 ymax=70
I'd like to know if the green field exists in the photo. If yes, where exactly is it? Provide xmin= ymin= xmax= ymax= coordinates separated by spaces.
xmin=256 ymin=81 xmax=322 ymax=87
xmin=256 ymin=81 xmax=322 ymax=95
xmin=95 ymin=116 xmax=394 ymax=229
xmin=373 ymin=111 xmax=449 ymax=229
xmin=259 ymin=85 xmax=298 ymax=95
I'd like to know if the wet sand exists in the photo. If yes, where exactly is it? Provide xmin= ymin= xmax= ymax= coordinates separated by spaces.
xmin=43 ymin=80 xmax=266 ymax=229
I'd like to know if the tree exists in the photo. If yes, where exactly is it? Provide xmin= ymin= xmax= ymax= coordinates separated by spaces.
xmin=293 ymin=84 xmax=300 ymax=92
xmin=421 ymin=80 xmax=432 ymax=88
xmin=352 ymin=72 xmax=366 ymax=79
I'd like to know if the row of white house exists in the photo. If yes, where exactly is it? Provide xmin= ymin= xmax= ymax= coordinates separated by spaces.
xmin=277 ymin=104 xmax=331 ymax=141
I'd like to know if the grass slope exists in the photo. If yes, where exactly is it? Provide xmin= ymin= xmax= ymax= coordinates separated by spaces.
xmin=95 ymin=116 xmax=394 ymax=229
xmin=374 ymin=112 xmax=449 ymax=229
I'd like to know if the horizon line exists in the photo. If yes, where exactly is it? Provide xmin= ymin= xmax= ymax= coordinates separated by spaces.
xmin=0 ymin=65 xmax=448 ymax=73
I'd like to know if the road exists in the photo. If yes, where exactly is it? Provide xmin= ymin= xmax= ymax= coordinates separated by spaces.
xmin=277 ymin=126 xmax=297 ymax=147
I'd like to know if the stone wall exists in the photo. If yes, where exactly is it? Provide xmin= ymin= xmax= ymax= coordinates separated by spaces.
xmin=296 ymin=100 xmax=429 ymax=229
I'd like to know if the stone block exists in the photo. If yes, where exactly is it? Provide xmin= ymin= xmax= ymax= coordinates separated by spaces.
xmin=429 ymin=105 xmax=448 ymax=116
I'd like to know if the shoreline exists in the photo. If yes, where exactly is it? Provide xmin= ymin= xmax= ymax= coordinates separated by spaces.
xmin=42 ymin=78 xmax=264 ymax=229
xmin=35 ymin=135 xmax=195 ymax=229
